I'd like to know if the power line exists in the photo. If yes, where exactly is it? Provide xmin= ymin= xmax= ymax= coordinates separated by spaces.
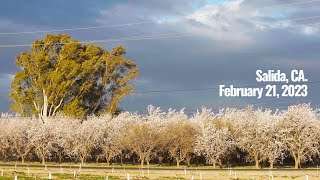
xmin=3 ymin=81 xmax=319 ymax=98
xmin=1 ymin=19 xmax=320 ymax=48
xmin=0 ymin=33 xmax=193 ymax=48
xmin=259 ymin=21 xmax=320 ymax=31
xmin=277 ymin=15 xmax=320 ymax=23
xmin=3 ymin=90 xmax=320 ymax=115
xmin=133 ymin=80 xmax=320 ymax=94
xmin=252 ymin=15 xmax=320 ymax=33
xmin=0 ymin=21 xmax=154 ymax=35
xmin=0 ymin=1 xmax=318 ymax=36
xmin=238 ymin=21 xmax=320 ymax=35
xmin=261 ymin=0 xmax=320 ymax=9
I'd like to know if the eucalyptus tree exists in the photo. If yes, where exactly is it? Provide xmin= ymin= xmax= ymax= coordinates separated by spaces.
xmin=10 ymin=34 xmax=139 ymax=119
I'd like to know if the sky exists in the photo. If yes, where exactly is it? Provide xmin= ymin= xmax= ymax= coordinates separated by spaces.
xmin=0 ymin=0 xmax=319 ymax=114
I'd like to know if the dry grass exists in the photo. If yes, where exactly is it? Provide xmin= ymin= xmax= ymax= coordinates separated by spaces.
xmin=0 ymin=164 xmax=320 ymax=180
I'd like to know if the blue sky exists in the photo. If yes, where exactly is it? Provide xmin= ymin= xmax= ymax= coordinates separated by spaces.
xmin=0 ymin=0 xmax=319 ymax=114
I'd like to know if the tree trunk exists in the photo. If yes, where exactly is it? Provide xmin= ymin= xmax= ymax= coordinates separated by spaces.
xmin=269 ymin=160 xmax=274 ymax=169
xmin=140 ymin=158 xmax=144 ymax=168
xmin=254 ymin=155 xmax=259 ymax=169
xmin=294 ymin=158 xmax=300 ymax=169
xmin=158 ymin=156 xmax=163 ymax=166
xmin=58 ymin=153 xmax=62 ymax=164
xmin=42 ymin=157 xmax=45 ymax=165
xmin=186 ymin=157 xmax=191 ymax=167
xmin=212 ymin=159 xmax=216 ymax=168
xmin=120 ymin=152 xmax=124 ymax=166
xmin=80 ymin=158 xmax=85 ymax=166
xmin=293 ymin=153 xmax=300 ymax=169
xmin=21 ymin=156 xmax=25 ymax=164
xmin=42 ymin=89 xmax=48 ymax=118
xmin=3 ymin=155 xmax=7 ymax=162
xmin=95 ymin=156 xmax=99 ymax=164
xmin=176 ymin=158 xmax=181 ymax=167
xmin=218 ymin=159 xmax=223 ymax=169
xmin=106 ymin=157 xmax=111 ymax=166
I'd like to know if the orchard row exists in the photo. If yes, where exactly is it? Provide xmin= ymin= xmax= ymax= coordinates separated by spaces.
xmin=0 ymin=104 xmax=319 ymax=169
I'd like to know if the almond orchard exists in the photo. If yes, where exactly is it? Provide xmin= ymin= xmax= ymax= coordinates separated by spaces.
xmin=0 ymin=103 xmax=319 ymax=170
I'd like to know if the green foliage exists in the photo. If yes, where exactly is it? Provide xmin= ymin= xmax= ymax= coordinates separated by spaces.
xmin=10 ymin=34 xmax=139 ymax=119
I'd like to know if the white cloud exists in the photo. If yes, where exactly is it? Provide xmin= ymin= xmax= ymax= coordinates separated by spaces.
xmin=175 ymin=0 xmax=257 ymax=44
xmin=186 ymin=0 xmax=244 ymax=29
xmin=302 ymin=26 xmax=319 ymax=35
xmin=95 ymin=0 xmax=318 ymax=43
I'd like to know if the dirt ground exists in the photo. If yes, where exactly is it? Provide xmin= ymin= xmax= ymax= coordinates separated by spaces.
xmin=0 ymin=165 xmax=319 ymax=179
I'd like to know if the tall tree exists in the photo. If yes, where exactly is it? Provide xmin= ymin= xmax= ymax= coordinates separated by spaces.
xmin=10 ymin=34 xmax=139 ymax=119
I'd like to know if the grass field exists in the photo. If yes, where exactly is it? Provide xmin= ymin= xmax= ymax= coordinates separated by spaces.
xmin=0 ymin=162 xmax=320 ymax=179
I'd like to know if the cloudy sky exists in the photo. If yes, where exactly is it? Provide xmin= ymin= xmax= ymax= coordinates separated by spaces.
xmin=0 ymin=0 xmax=319 ymax=114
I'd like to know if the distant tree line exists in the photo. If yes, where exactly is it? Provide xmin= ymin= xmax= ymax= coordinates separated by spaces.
xmin=0 ymin=104 xmax=319 ymax=169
